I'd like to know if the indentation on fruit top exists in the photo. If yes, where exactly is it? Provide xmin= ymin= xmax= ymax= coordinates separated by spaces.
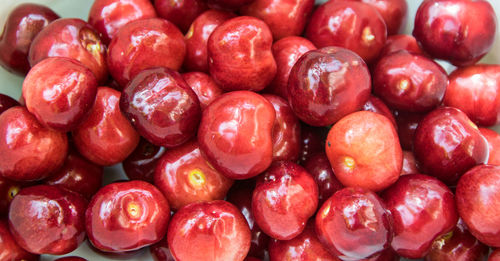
xmin=188 ymin=169 xmax=206 ymax=187
xmin=362 ymin=26 xmax=375 ymax=45
xmin=127 ymin=201 xmax=142 ymax=219
xmin=398 ymin=78 xmax=410 ymax=92
xmin=80 ymin=27 xmax=103 ymax=58
xmin=342 ymin=156 xmax=356 ymax=172
xmin=432 ymin=230 xmax=453 ymax=250
xmin=7 ymin=186 xmax=20 ymax=201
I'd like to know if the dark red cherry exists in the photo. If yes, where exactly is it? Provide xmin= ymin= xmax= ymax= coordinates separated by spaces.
xmin=123 ymin=138 xmax=166 ymax=183
xmin=303 ymin=152 xmax=344 ymax=206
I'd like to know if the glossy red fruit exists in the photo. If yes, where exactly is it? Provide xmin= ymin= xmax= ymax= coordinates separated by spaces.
xmin=54 ymin=257 xmax=87 ymax=261
xmin=326 ymin=111 xmax=402 ymax=192
xmin=306 ymin=1 xmax=387 ymax=64
xmin=73 ymin=87 xmax=140 ymax=166
xmin=490 ymin=249 xmax=500 ymax=261
xmin=252 ymin=161 xmax=318 ymax=240
xmin=298 ymin=124 xmax=328 ymax=164
xmin=267 ymin=36 xmax=316 ymax=98
xmin=456 ymin=165 xmax=500 ymax=247
xmin=401 ymin=150 xmax=419 ymax=175
xmin=0 ymin=219 xmax=39 ymax=261
xmin=479 ymin=128 xmax=500 ymax=165
xmin=167 ymin=200 xmax=251 ymax=261
xmin=88 ymin=0 xmax=157 ymax=44
xmin=123 ymin=138 xmax=166 ymax=183
xmin=382 ymin=174 xmax=458 ymax=258
xmin=29 ymin=18 xmax=107 ymax=83
xmin=155 ymin=0 xmax=208 ymax=33
xmin=182 ymin=72 xmax=223 ymax=110
xmin=413 ymin=107 xmax=489 ymax=185
xmin=394 ymin=110 xmax=425 ymax=150
xmin=227 ymin=181 xmax=270 ymax=259
xmin=379 ymin=34 xmax=425 ymax=58
xmin=303 ymin=152 xmax=344 ymax=206
xmin=208 ymin=16 xmax=276 ymax=92
xmin=0 ymin=93 xmax=19 ymax=115
xmin=426 ymin=219 xmax=488 ymax=261
xmin=269 ymin=220 xmax=339 ymax=261
xmin=414 ymin=0 xmax=497 ymax=66
xmin=0 ymin=177 xmax=25 ymax=217
xmin=362 ymin=95 xmax=397 ymax=127
xmin=288 ymin=47 xmax=371 ymax=126
xmin=207 ymin=0 xmax=254 ymax=11
xmin=45 ymin=150 xmax=103 ymax=200
xmin=263 ymin=94 xmax=301 ymax=162
xmin=0 ymin=3 xmax=59 ymax=75
xmin=184 ymin=10 xmax=235 ymax=73
xmin=120 ymin=67 xmax=201 ymax=148
xmin=365 ymin=248 xmax=401 ymax=261
xmin=0 ymin=107 xmax=68 ymax=181
xmin=240 ymin=0 xmax=314 ymax=40
xmin=154 ymin=140 xmax=233 ymax=210
xmin=9 ymin=185 xmax=87 ymax=255
xmin=352 ymin=0 xmax=408 ymax=35
xmin=150 ymin=237 xmax=176 ymax=261
xmin=198 ymin=91 xmax=275 ymax=179
xmin=107 ymin=18 xmax=185 ymax=87
xmin=444 ymin=65 xmax=500 ymax=126
xmin=86 ymin=180 xmax=170 ymax=252
xmin=23 ymin=57 xmax=98 ymax=132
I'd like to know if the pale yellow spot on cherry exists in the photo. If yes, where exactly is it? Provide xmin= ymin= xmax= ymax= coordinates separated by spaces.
xmin=188 ymin=169 xmax=206 ymax=187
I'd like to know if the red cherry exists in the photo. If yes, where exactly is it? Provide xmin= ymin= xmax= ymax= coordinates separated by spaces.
xmin=303 ymin=152 xmax=344 ymax=206
xmin=123 ymin=138 xmax=166 ymax=183
xmin=0 ymin=219 xmax=39 ymax=261
xmin=182 ymin=72 xmax=224 ymax=110
xmin=154 ymin=0 xmax=208 ymax=33
xmin=479 ymin=128 xmax=500 ymax=166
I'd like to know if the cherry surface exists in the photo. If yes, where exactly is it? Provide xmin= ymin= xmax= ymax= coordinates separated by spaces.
xmin=252 ymin=161 xmax=318 ymax=240
xmin=393 ymin=110 xmax=425 ymax=150
xmin=0 ymin=106 xmax=68 ymax=181
xmin=326 ymin=111 xmax=402 ymax=192
xmin=382 ymin=174 xmax=458 ymax=258
xmin=23 ymin=57 xmax=98 ymax=132
xmin=73 ymin=87 xmax=140 ymax=166
xmin=207 ymin=0 xmax=255 ymax=11
xmin=107 ymin=18 xmax=185 ymax=88
xmin=154 ymin=140 xmax=233 ymax=210
xmin=86 ymin=180 xmax=170 ymax=252
xmin=120 ymin=67 xmax=201 ymax=148
xmin=182 ymin=72 xmax=224 ymax=110
xmin=198 ymin=91 xmax=275 ymax=179
xmin=480 ymin=128 xmax=500 ymax=166
xmin=0 ymin=219 xmax=39 ymax=261
xmin=413 ymin=107 xmax=489 ymax=185
xmin=208 ymin=16 xmax=276 ymax=92
xmin=288 ymin=47 xmax=371 ymax=126
xmin=8 ymin=185 xmax=87 ymax=255
xmin=491 ymin=249 xmax=500 ymax=261
xmin=362 ymin=95 xmax=397 ymax=127
xmin=306 ymin=1 xmax=387 ymax=64
xmin=0 ymin=93 xmax=19 ymax=115
xmin=123 ymin=138 xmax=166 ymax=183
xmin=150 ymin=237 xmax=176 ymax=261
xmin=298 ymin=124 xmax=329 ymax=164
xmin=167 ymin=200 xmax=251 ymax=261
xmin=413 ymin=0 xmax=497 ymax=66
xmin=0 ymin=177 xmax=25 ymax=217
xmin=154 ymin=0 xmax=207 ymax=33
xmin=28 ymin=18 xmax=107 ymax=83
xmin=444 ymin=64 xmax=500 ymax=127
xmin=379 ymin=34 xmax=425 ymax=58
xmin=344 ymin=0 xmax=408 ymax=35
xmin=303 ymin=152 xmax=344 ymax=206
xmin=240 ymin=0 xmax=314 ymax=40
xmin=401 ymin=150 xmax=419 ymax=175
xmin=266 ymin=36 xmax=316 ymax=99
xmin=88 ymin=0 xmax=157 ymax=44
xmin=0 ymin=3 xmax=59 ymax=75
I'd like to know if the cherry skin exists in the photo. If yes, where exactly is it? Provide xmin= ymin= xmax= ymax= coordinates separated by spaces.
xmin=182 ymin=72 xmax=224 ymax=110
xmin=267 ymin=36 xmax=316 ymax=99
xmin=0 ymin=106 xmax=68 ymax=181
xmin=45 ymin=149 xmax=103 ymax=200
xmin=107 ymin=18 xmax=185 ymax=88
xmin=0 ymin=3 xmax=59 ymax=75
xmin=22 ymin=57 xmax=98 ymax=132
xmin=326 ymin=111 xmax=402 ymax=192
xmin=401 ymin=150 xmax=419 ymax=175
xmin=73 ymin=87 xmax=140 ymax=166
xmin=425 ymin=219 xmax=488 ymax=261
xmin=0 ymin=219 xmax=39 ymax=261
xmin=226 ymin=180 xmax=270 ymax=259
xmin=86 ymin=180 xmax=170 ymax=252
xmin=167 ymin=200 xmax=251 ymax=261
xmin=479 ymin=128 xmax=500 ymax=166
xmin=123 ymin=138 xmax=166 ymax=183
xmin=379 ymin=34 xmax=425 ymax=58
xmin=207 ymin=0 xmax=255 ymax=11
xmin=303 ymin=152 xmax=344 ymax=206
xmin=413 ymin=107 xmax=489 ymax=185
xmin=288 ymin=47 xmax=371 ymax=126
xmin=184 ymin=10 xmax=235 ymax=73
xmin=154 ymin=140 xmax=233 ymax=210
xmin=491 ymin=249 xmax=500 ymax=261
xmin=198 ymin=91 xmax=275 ymax=180
xmin=88 ymin=0 xmax=157 ymax=45
xmin=0 ymin=177 xmax=25 ymax=217
xmin=8 ymin=185 xmax=87 ymax=255
xmin=150 ymin=236 xmax=175 ymax=261
xmin=0 ymin=93 xmax=19 ymax=115
xmin=413 ymin=0 xmax=497 ymax=66
xmin=120 ymin=67 xmax=201 ymax=148
xmin=29 ymin=18 xmax=107 ymax=83
xmin=361 ymin=95 xmax=397 ymax=127
xmin=154 ymin=0 xmax=208 ymax=33
xmin=456 ymin=165 xmax=500 ymax=247
xmin=306 ymin=1 xmax=387 ymax=64
xmin=393 ymin=110 xmax=425 ymax=150
xmin=382 ymin=174 xmax=458 ymax=259
xmin=269 ymin=220 xmax=339 ymax=261
xmin=54 ymin=257 xmax=87 ymax=261
xmin=444 ymin=65 xmax=500 ymax=127
xmin=373 ymin=51 xmax=448 ymax=112
xmin=298 ymin=124 xmax=329 ymax=164
xmin=208 ymin=16 xmax=276 ymax=92
xmin=252 ymin=161 xmax=318 ymax=240
xmin=240 ymin=0 xmax=314 ymax=40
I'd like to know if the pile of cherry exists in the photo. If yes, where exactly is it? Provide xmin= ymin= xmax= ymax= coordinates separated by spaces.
xmin=0 ymin=0 xmax=499 ymax=260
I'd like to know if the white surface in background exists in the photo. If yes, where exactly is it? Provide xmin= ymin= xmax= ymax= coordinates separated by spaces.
xmin=0 ymin=0 xmax=498 ymax=260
